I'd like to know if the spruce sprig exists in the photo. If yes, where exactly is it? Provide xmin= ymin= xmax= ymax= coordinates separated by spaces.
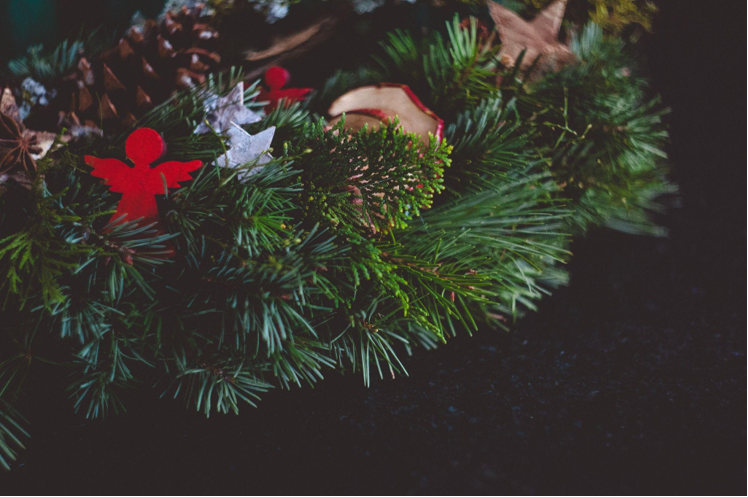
xmin=295 ymin=118 xmax=451 ymax=234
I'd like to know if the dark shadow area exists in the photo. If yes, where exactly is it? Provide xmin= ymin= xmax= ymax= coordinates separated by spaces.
xmin=1 ymin=0 xmax=745 ymax=493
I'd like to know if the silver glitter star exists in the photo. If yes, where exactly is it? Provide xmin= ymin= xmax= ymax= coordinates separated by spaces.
xmin=216 ymin=123 xmax=276 ymax=178
xmin=195 ymin=82 xmax=261 ymax=135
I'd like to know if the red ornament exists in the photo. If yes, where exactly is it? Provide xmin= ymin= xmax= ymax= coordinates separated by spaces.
xmin=85 ymin=128 xmax=201 ymax=246
xmin=257 ymin=66 xmax=312 ymax=110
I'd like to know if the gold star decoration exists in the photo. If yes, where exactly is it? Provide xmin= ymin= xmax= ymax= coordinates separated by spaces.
xmin=488 ymin=0 xmax=575 ymax=77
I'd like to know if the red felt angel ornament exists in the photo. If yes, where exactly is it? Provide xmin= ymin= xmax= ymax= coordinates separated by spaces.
xmin=85 ymin=128 xmax=201 ymax=253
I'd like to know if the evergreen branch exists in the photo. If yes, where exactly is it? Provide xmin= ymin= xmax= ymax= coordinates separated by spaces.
xmin=295 ymin=118 xmax=451 ymax=234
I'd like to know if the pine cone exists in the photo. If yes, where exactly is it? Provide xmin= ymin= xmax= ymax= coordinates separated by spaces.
xmin=58 ymin=5 xmax=221 ymax=130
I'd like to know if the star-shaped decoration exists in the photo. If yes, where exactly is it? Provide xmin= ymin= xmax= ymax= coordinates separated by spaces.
xmin=0 ymin=88 xmax=62 ymax=177
xmin=195 ymin=82 xmax=262 ymax=135
xmin=488 ymin=0 xmax=575 ymax=77
xmin=216 ymin=123 xmax=276 ymax=179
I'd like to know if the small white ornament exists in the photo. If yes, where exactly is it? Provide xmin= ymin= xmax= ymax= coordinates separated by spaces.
xmin=216 ymin=123 xmax=276 ymax=178
xmin=195 ymin=82 xmax=261 ymax=135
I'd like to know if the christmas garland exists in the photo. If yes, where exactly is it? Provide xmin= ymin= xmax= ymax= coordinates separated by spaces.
xmin=0 ymin=0 xmax=672 ymax=469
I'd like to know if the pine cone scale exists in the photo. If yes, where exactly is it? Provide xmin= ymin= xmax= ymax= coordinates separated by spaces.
xmin=44 ymin=6 xmax=221 ymax=131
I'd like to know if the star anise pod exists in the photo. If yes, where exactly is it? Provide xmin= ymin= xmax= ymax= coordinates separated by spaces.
xmin=0 ymin=89 xmax=59 ymax=177
xmin=0 ymin=112 xmax=44 ymax=175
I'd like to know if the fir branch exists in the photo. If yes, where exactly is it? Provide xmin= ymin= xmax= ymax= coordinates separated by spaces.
xmin=294 ymin=119 xmax=451 ymax=235
xmin=7 ymin=40 xmax=84 ymax=83
xmin=373 ymin=16 xmax=500 ymax=118
xmin=519 ymin=23 xmax=676 ymax=234
xmin=163 ymin=352 xmax=271 ymax=416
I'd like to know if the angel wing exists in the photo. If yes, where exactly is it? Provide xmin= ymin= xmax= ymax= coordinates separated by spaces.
xmin=145 ymin=160 xmax=202 ymax=194
xmin=84 ymin=156 xmax=133 ymax=193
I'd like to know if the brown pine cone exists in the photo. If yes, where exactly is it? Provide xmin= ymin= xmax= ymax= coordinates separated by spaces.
xmin=57 ymin=5 xmax=221 ymax=131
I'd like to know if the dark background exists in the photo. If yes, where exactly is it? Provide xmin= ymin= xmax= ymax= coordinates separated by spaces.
xmin=1 ymin=0 xmax=745 ymax=494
